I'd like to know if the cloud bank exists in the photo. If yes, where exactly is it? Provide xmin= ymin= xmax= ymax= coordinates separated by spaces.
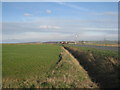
xmin=2 ymin=17 xmax=118 ymax=43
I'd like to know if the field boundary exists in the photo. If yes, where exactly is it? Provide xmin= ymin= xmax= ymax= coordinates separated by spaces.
xmin=64 ymin=46 xmax=120 ymax=88
xmin=43 ymin=46 xmax=98 ymax=88
xmin=62 ymin=47 xmax=86 ymax=70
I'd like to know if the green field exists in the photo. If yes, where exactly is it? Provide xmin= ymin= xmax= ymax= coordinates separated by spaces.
xmin=2 ymin=44 xmax=120 ymax=88
xmin=65 ymin=44 xmax=119 ymax=60
xmin=2 ymin=44 xmax=98 ymax=88
xmin=2 ymin=44 xmax=61 ymax=85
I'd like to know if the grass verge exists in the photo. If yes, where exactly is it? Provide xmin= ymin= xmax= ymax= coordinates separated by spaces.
xmin=42 ymin=47 xmax=98 ymax=88
xmin=64 ymin=45 xmax=120 ymax=88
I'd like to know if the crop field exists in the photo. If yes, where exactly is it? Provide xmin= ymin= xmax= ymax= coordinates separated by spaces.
xmin=67 ymin=44 xmax=119 ymax=59
xmin=2 ymin=43 xmax=120 ymax=88
xmin=2 ymin=44 xmax=61 ymax=87
xmin=73 ymin=44 xmax=119 ymax=51
xmin=2 ymin=44 xmax=99 ymax=88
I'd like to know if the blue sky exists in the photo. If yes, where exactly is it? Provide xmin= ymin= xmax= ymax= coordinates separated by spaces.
xmin=2 ymin=2 xmax=118 ymax=43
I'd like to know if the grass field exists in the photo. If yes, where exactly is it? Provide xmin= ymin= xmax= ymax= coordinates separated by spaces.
xmin=2 ymin=44 xmax=99 ymax=88
xmin=2 ymin=44 xmax=61 ymax=88
xmin=66 ymin=44 xmax=119 ymax=60
xmin=2 ymin=43 xmax=120 ymax=88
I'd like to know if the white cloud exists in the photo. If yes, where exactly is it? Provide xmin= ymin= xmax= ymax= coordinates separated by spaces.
xmin=3 ymin=32 xmax=72 ymax=42
xmin=24 ymin=13 xmax=32 ymax=16
xmin=46 ymin=9 xmax=52 ymax=14
xmin=2 ymin=17 xmax=118 ymax=42
xmin=39 ymin=25 xmax=61 ymax=29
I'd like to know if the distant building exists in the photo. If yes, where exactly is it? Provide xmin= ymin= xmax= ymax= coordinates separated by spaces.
xmin=60 ymin=41 xmax=68 ymax=44
xmin=68 ymin=42 xmax=76 ymax=44
xmin=60 ymin=41 xmax=76 ymax=44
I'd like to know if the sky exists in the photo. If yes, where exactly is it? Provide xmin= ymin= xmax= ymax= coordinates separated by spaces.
xmin=2 ymin=2 xmax=118 ymax=43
